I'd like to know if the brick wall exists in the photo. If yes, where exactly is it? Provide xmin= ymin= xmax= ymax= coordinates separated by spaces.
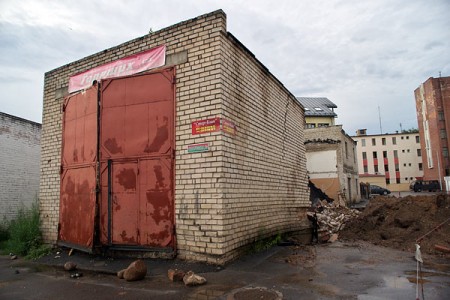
xmin=216 ymin=33 xmax=309 ymax=262
xmin=40 ymin=10 xmax=309 ymax=264
xmin=0 ymin=112 xmax=41 ymax=221
xmin=415 ymin=76 xmax=450 ymax=189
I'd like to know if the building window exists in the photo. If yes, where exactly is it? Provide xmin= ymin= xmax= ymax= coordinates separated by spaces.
xmin=374 ymin=165 xmax=379 ymax=173
xmin=409 ymin=163 xmax=412 ymax=167
xmin=438 ymin=111 xmax=444 ymax=121
xmin=416 ymin=136 xmax=420 ymax=143
xmin=305 ymin=123 xmax=316 ymax=128
xmin=395 ymin=164 xmax=400 ymax=171
xmin=406 ymin=136 xmax=409 ymax=139
xmin=402 ymin=150 xmax=405 ymax=153
xmin=405 ymin=177 xmax=408 ymax=181
xmin=417 ymin=149 xmax=421 ymax=157
xmin=318 ymin=123 xmax=329 ymax=127
xmin=403 ymin=163 xmax=406 ymax=167
xmin=384 ymin=164 xmax=389 ymax=172
xmin=401 ymin=136 xmax=404 ymax=140
xmin=396 ymin=178 xmax=401 ymax=184
xmin=362 ymin=152 xmax=367 ymax=159
xmin=407 ymin=149 xmax=410 ymax=153
xmin=444 ymin=147 xmax=449 ymax=158
xmin=382 ymin=138 xmax=386 ymax=145
xmin=383 ymin=151 xmax=387 ymax=158
xmin=361 ymin=139 xmax=366 ymax=147
xmin=440 ymin=129 xmax=447 ymax=139
xmin=393 ymin=150 xmax=398 ymax=158
xmin=363 ymin=165 xmax=368 ymax=173
xmin=372 ymin=138 xmax=376 ymax=146
xmin=392 ymin=137 xmax=397 ymax=145
xmin=386 ymin=178 xmax=390 ymax=185
xmin=418 ymin=163 xmax=423 ymax=171
xmin=373 ymin=151 xmax=377 ymax=159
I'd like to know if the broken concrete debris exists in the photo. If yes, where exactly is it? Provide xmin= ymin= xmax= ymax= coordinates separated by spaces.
xmin=168 ymin=269 xmax=186 ymax=282
xmin=117 ymin=260 xmax=147 ymax=281
xmin=310 ymin=200 xmax=361 ymax=242
xmin=183 ymin=271 xmax=207 ymax=286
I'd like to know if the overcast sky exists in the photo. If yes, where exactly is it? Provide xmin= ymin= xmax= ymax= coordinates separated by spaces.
xmin=1 ymin=0 xmax=449 ymax=135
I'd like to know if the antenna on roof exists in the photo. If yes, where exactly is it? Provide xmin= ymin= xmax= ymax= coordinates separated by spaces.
xmin=378 ymin=106 xmax=383 ymax=134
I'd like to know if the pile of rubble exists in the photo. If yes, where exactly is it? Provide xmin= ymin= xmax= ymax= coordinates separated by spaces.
xmin=311 ymin=201 xmax=361 ymax=242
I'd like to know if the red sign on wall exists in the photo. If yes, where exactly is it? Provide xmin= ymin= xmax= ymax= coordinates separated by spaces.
xmin=192 ymin=118 xmax=220 ymax=135
xmin=68 ymin=45 xmax=166 ymax=93
xmin=222 ymin=119 xmax=237 ymax=135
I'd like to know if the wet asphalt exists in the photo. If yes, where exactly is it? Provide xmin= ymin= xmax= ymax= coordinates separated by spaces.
xmin=1 ymin=241 xmax=449 ymax=299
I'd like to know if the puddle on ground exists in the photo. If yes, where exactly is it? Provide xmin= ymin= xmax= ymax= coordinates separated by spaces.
xmin=383 ymin=275 xmax=413 ymax=289
xmin=188 ymin=284 xmax=242 ymax=300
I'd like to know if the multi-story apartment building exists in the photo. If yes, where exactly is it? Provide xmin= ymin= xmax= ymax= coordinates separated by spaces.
xmin=353 ymin=129 xmax=423 ymax=191
xmin=414 ymin=76 xmax=450 ymax=191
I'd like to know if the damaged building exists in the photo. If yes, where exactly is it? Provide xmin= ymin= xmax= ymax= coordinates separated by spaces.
xmin=297 ymin=97 xmax=359 ymax=205
xmin=39 ymin=10 xmax=309 ymax=264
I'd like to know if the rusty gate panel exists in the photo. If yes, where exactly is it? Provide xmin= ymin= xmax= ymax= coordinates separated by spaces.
xmin=59 ymin=84 xmax=98 ymax=251
xmin=139 ymin=158 xmax=173 ymax=247
xmin=110 ymin=162 xmax=139 ymax=245
xmin=100 ymin=71 xmax=174 ymax=160
xmin=99 ymin=68 xmax=175 ymax=250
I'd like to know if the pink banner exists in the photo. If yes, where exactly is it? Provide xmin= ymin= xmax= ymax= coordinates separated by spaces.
xmin=68 ymin=45 xmax=166 ymax=93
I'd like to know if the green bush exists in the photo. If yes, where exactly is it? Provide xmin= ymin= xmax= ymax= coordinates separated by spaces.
xmin=0 ymin=221 xmax=9 ymax=242
xmin=1 ymin=202 xmax=44 ymax=258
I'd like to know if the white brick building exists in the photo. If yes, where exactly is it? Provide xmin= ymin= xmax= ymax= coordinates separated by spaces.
xmin=39 ymin=10 xmax=309 ymax=264
xmin=0 ymin=112 xmax=41 ymax=221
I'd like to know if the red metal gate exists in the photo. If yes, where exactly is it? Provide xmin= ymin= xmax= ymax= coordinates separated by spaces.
xmin=99 ymin=68 xmax=175 ymax=249
xmin=59 ymin=84 xmax=98 ymax=251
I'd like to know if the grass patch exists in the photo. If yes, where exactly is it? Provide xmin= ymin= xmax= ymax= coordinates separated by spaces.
xmin=249 ymin=233 xmax=283 ymax=253
xmin=0 ymin=202 xmax=49 ymax=259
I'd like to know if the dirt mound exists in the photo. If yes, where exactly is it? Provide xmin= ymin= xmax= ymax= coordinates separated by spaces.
xmin=340 ymin=194 xmax=450 ymax=256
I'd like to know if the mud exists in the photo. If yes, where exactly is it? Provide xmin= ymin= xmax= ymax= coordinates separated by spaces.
xmin=340 ymin=194 xmax=450 ymax=255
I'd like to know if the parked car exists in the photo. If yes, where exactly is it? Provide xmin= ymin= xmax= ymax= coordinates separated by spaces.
xmin=370 ymin=185 xmax=391 ymax=195
xmin=409 ymin=180 xmax=441 ymax=192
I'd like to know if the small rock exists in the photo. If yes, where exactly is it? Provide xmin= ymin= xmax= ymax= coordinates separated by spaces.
xmin=64 ymin=261 xmax=77 ymax=271
xmin=117 ymin=260 xmax=147 ymax=281
xmin=328 ymin=233 xmax=338 ymax=243
xmin=183 ymin=271 xmax=207 ymax=286
xmin=10 ymin=255 xmax=17 ymax=260
xmin=168 ymin=269 xmax=185 ymax=282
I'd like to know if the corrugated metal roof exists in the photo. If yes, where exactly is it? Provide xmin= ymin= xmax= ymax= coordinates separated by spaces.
xmin=296 ymin=97 xmax=337 ymax=117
